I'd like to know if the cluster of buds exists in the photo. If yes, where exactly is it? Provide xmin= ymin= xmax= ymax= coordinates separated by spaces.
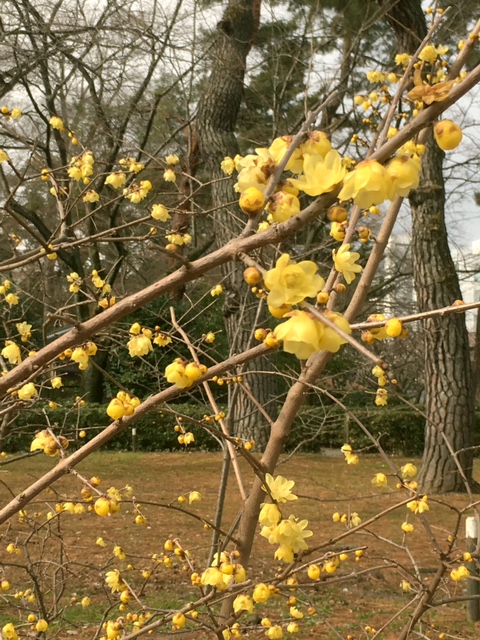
xmin=174 ymin=423 xmax=195 ymax=446
xmin=1 ymin=105 xmax=22 ymax=120
xmin=165 ymin=359 xmax=207 ymax=389
xmin=30 ymin=429 xmax=69 ymax=457
xmin=106 ymin=391 xmax=141 ymax=420
xmin=332 ymin=510 xmax=362 ymax=529
xmin=361 ymin=314 xmax=408 ymax=344
xmin=119 ymin=156 xmax=144 ymax=174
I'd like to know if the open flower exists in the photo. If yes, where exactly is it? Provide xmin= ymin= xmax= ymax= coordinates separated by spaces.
xmin=333 ymin=244 xmax=362 ymax=284
xmin=273 ymin=311 xmax=324 ymax=359
xmin=265 ymin=473 xmax=297 ymax=503
xmin=338 ymin=159 xmax=393 ymax=208
xmin=387 ymin=155 xmax=421 ymax=197
xmin=1 ymin=341 xmax=21 ymax=365
xmin=289 ymin=150 xmax=346 ymax=196
xmin=264 ymin=254 xmax=324 ymax=308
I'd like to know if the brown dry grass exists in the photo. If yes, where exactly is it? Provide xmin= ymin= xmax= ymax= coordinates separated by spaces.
xmin=1 ymin=451 xmax=479 ymax=639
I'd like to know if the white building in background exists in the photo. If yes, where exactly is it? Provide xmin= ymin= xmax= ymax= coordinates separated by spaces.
xmin=379 ymin=235 xmax=480 ymax=332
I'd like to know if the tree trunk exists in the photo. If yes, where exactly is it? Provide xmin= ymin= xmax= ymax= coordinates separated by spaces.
xmin=381 ymin=0 xmax=477 ymax=492
xmin=197 ymin=0 xmax=277 ymax=448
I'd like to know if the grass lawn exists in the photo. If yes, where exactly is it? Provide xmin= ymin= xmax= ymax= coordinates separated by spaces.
xmin=1 ymin=451 xmax=479 ymax=639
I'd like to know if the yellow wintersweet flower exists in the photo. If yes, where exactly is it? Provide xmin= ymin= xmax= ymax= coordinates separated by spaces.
xmin=269 ymin=135 xmax=303 ymax=173
xmin=264 ymin=254 xmax=324 ymax=308
xmin=210 ymin=284 xmax=223 ymax=296
xmin=253 ymin=583 xmax=271 ymax=603
xmin=375 ymin=388 xmax=388 ymax=406
xmin=265 ymin=473 xmax=297 ymax=503
xmin=401 ymin=463 xmax=417 ymax=478
xmin=83 ymin=190 xmax=100 ymax=203
xmin=163 ymin=168 xmax=176 ymax=182
xmin=419 ymin=45 xmax=440 ymax=64
xmin=113 ymin=545 xmax=126 ymax=560
xmin=258 ymin=502 xmax=282 ymax=527
xmin=166 ymin=154 xmax=180 ymax=166
xmin=270 ymin=515 xmax=313 ymax=561
xmin=200 ymin=567 xmax=227 ymax=590
xmin=451 ymin=565 xmax=470 ymax=581
xmin=401 ymin=522 xmax=414 ymax=533
xmin=407 ymin=496 xmax=429 ymax=514
xmin=1 ymin=342 xmax=21 ymax=365
xmin=16 ymin=322 xmax=32 ymax=342
xmin=165 ymin=360 xmax=192 ymax=388
xmin=18 ymin=382 xmax=37 ymax=400
xmin=233 ymin=594 xmax=254 ymax=613
xmin=2 ymin=623 xmax=18 ymax=640
xmin=105 ymin=172 xmax=127 ymax=189
xmin=333 ymin=244 xmax=362 ymax=284
xmin=105 ymin=569 xmax=125 ymax=593
xmin=274 ymin=311 xmax=324 ymax=360
xmin=71 ymin=347 xmax=89 ymax=370
xmin=221 ymin=156 xmax=235 ymax=175
xmin=188 ymin=491 xmax=201 ymax=504
xmin=266 ymin=625 xmax=284 ymax=639
xmin=289 ymin=150 xmax=346 ymax=197
xmin=371 ymin=473 xmax=388 ymax=487
xmin=395 ymin=53 xmax=411 ymax=66
xmin=338 ymin=159 xmax=393 ymax=208
xmin=387 ymin=155 xmax=421 ymax=197
xmin=5 ymin=293 xmax=19 ymax=306
xmin=0 ymin=150 xmax=10 ymax=163
xmin=49 ymin=116 xmax=65 ymax=131
xmin=266 ymin=191 xmax=300 ymax=223
xmin=300 ymin=130 xmax=332 ymax=158
xmin=330 ymin=221 xmax=346 ymax=242
xmin=318 ymin=311 xmax=351 ymax=353
xmin=51 ymin=376 xmax=63 ymax=389
xmin=127 ymin=334 xmax=153 ymax=358
xmin=151 ymin=204 xmax=170 ymax=221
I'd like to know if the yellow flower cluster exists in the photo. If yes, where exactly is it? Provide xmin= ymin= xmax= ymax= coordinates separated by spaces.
xmin=199 ymin=551 xmax=247 ymax=591
xmin=30 ymin=429 xmax=69 ymax=457
xmin=123 ymin=180 xmax=152 ymax=203
xmin=119 ymin=156 xmax=144 ymax=174
xmin=67 ymin=272 xmax=82 ymax=293
xmin=105 ymin=171 xmax=127 ymax=189
xmin=340 ymin=443 xmax=359 ymax=465
xmin=106 ymin=391 xmax=141 ymax=420
xmin=16 ymin=322 xmax=32 ymax=342
xmin=58 ymin=341 xmax=97 ymax=370
xmin=1 ymin=341 xmax=21 ymax=365
xmin=68 ymin=151 xmax=95 ymax=183
xmin=165 ymin=359 xmax=207 ymax=388
xmin=273 ymin=309 xmax=351 ymax=360
xmin=0 ymin=279 xmax=19 ymax=306
xmin=259 ymin=474 xmax=313 ymax=563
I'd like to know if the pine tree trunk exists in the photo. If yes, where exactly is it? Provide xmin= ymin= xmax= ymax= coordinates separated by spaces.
xmin=410 ymin=137 xmax=475 ymax=492
xmin=197 ymin=0 xmax=277 ymax=448
xmin=380 ymin=0 xmax=477 ymax=492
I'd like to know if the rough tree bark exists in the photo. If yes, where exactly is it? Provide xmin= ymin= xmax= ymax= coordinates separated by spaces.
xmin=381 ymin=0 xmax=477 ymax=492
xmin=197 ymin=0 xmax=278 ymax=448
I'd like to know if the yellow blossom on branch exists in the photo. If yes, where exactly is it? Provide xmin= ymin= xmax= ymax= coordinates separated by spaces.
xmin=265 ymin=473 xmax=298 ymax=503
xmin=264 ymin=254 xmax=324 ymax=308
xmin=333 ymin=244 xmax=362 ymax=284
xmin=288 ymin=150 xmax=346 ymax=197
xmin=1 ymin=342 xmax=21 ymax=365
xmin=338 ymin=159 xmax=393 ymax=208
xmin=273 ymin=311 xmax=324 ymax=360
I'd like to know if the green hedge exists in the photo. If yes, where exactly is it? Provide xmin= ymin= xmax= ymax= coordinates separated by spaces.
xmin=3 ymin=402 xmax=480 ymax=457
